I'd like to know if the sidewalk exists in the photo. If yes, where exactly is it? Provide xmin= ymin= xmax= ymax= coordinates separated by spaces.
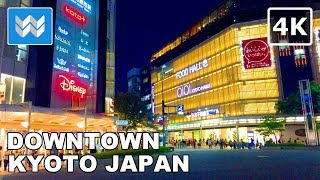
xmin=0 ymin=163 xmax=68 ymax=176
xmin=0 ymin=165 xmax=46 ymax=176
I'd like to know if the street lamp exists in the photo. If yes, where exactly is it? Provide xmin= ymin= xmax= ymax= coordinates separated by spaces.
xmin=161 ymin=65 xmax=166 ymax=146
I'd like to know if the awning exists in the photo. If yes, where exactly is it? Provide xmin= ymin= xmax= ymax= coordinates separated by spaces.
xmin=0 ymin=104 xmax=116 ymax=132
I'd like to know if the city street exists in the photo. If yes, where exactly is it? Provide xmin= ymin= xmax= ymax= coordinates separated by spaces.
xmin=1 ymin=148 xmax=320 ymax=180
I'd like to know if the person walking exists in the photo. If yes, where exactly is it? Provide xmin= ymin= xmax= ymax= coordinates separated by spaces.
xmin=3 ymin=149 xmax=10 ymax=172
xmin=0 ymin=146 xmax=2 ymax=172
xmin=193 ymin=139 xmax=197 ymax=149
xmin=208 ymin=139 xmax=213 ymax=149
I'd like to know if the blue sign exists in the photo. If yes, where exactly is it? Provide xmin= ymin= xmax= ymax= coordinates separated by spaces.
xmin=7 ymin=7 xmax=53 ymax=45
xmin=177 ymin=104 xmax=184 ymax=113
xmin=50 ymin=0 xmax=97 ymax=107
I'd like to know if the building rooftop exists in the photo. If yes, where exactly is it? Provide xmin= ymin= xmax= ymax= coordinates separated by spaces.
xmin=150 ymin=0 xmax=320 ymax=68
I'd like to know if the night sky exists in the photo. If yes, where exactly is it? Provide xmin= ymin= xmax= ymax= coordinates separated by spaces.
xmin=115 ymin=0 xmax=223 ymax=94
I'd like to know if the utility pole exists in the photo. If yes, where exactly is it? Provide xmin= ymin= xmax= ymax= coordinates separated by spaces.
xmin=161 ymin=65 xmax=166 ymax=146
xmin=83 ymin=106 xmax=87 ymax=154
xmin=25 ymin=101 xmax=32 ymax=168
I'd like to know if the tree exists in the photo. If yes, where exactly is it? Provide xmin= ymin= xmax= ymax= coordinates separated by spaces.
xmin=255 ymin=116 xmax=286 ymax=143
xmin=276 ymin=81 xmax=320 ymax=115
xmin=114 ymin=92 xmax=158 ymax=132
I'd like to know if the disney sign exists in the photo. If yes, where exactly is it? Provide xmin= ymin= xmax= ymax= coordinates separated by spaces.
xmin=242 ymin=37 xmax=271 ymax=69
xmin=58 ymin=74 xmax=87 ymax=98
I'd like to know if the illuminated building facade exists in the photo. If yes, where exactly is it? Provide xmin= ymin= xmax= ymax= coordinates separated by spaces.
xmin=151 ymin=0 xmax=320 ymax=142
xmin=0 ymin=0 xmax=30 ymax=105
xmin=26 ymin=0 xmax=111 ymax=113
xmin=0 ymin=0 xmax=114 ymax=152
xmin=105 ymin=0 xmax=116 ymax=113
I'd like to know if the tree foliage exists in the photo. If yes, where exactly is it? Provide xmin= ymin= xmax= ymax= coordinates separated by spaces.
xmin=114 ymin=92 xmax=158 ymax=131
xmin=256 ymin=116 xmax=286 ymax=142
xmin=276 ymin=81 xmax=320 ymax=115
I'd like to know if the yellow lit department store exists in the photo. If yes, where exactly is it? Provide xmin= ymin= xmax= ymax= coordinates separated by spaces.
xmin=151 ymin=14 xmax=320 ymax=142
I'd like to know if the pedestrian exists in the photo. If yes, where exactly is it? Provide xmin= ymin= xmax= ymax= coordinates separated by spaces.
xmin=0 ymin=146 xmax=2 ymax=171
xmin=4 ymin=149 xmax=10 ymax=171
xmin=208 ymin=139 xmax=213 ymax=149
xmin=241 ymin=139 xmax=245 ymax=149
xmin=233 ymin=140 xmax=237 ymax=149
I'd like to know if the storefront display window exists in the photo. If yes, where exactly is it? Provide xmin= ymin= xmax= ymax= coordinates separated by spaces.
xmin=0 ymin=74 xmax=26 ymax=104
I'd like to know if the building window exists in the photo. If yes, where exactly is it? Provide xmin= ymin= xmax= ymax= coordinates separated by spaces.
xmin=21 ymin=0 xmax=30 ymax=6
xmin=0 ymin=74 xmax=26 ymax=104
xmin=294 ymin=48 xmax=307 ymax=67
xmin=0 ymin=0 xmax=5 ymax=7
xmin=7 ymin=0 xmax=20 ymax=7
xmin=16 ymin=46 xmax=28 ymax=62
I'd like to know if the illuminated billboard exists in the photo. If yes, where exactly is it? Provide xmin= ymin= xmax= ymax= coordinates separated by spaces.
xmin=51 ymin=0 xmax=97 ymax=108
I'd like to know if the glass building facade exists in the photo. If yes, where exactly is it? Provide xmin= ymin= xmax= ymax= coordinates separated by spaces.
xmin=151 ymin=0 xmax=320 ymax=143
xmin=152 ymin=22 xmax=280 ymax=123
xmin=105 ymin=0 xmax=116 ymax=113
xmin=0 ymin=0 xmax=30 ymax=104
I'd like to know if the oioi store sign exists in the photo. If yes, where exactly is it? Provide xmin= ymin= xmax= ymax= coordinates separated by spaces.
xmin=176 ymin=59 xmax=209 ymax=79
xmin=177 ymin=83 xmax=211 ymax=98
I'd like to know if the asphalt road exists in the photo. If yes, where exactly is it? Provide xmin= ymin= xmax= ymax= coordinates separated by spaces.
xmin=1 ymin=148 xmax=320 ymax=180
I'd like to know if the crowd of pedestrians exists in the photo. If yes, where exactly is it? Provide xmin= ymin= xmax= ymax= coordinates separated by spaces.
xmin=170 ymin=138 xmax=262 ymax=150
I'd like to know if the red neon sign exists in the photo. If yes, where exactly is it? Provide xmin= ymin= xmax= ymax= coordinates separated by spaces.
xmin=63 ymin=4 xmax=87 ymax=25
xmin=54 ymin=73 xmax=88 ymax=99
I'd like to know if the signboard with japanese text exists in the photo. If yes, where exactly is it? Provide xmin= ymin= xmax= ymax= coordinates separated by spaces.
xmin=51 ymin=0 xmax=98 ymax=108
xmin=242 ymin=37 xmax=271 ymax=69
xmin=115 ymin=120 xmax=130 ymax=126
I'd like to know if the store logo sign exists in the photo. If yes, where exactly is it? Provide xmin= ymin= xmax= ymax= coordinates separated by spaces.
xmin=77 ymin=72 xmax=89 ymax=79
xmin=70 ymin=0 xmax=92 ymax=13
xmin=177 ymin=83 xmax=211 ymax=98
xmin=58 ymin=74 xmax=87 ymax=98
xmin=63 ymin=4 xmax=87 ymax=25
xmin=176 ymin=59 xmax=208 ymax=79
xmin=54 ymin=58 xmax=69 ymax=72
xmin=78 ymin=54 xmax=90 ymax=63
xmin=58 ymin=26 xmax=68 ymax=36
xmin=242 ymin=37 xmax=271 ymax=69
xmin=55 ymin=35 xmax=71 ymax=46
xmin=191 ymin=109 xmax=219 ymax=118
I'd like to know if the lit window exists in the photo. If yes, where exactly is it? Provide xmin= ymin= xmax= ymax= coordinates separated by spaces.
xmin=0 ymin=0 xmax=5 ymax=7
xmin=16 ymin=48 xmax=28 ymax=62
xmin=294 ymin=48 xmax=307 ymax=67
xmin=21 ymin=0 xmax=30 ymax=6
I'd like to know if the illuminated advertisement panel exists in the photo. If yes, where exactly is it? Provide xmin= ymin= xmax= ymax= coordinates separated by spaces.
xmin=51 ymin=0 xmax=97 ymax=108
xmin=242 ymin=37 xmax=271 ymax=69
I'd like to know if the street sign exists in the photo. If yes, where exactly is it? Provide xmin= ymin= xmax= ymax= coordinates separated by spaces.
xmin=114 ymin=120 xmax=129 ymax=126
xmin=177 ymin=104 xmax=184 ymax=115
